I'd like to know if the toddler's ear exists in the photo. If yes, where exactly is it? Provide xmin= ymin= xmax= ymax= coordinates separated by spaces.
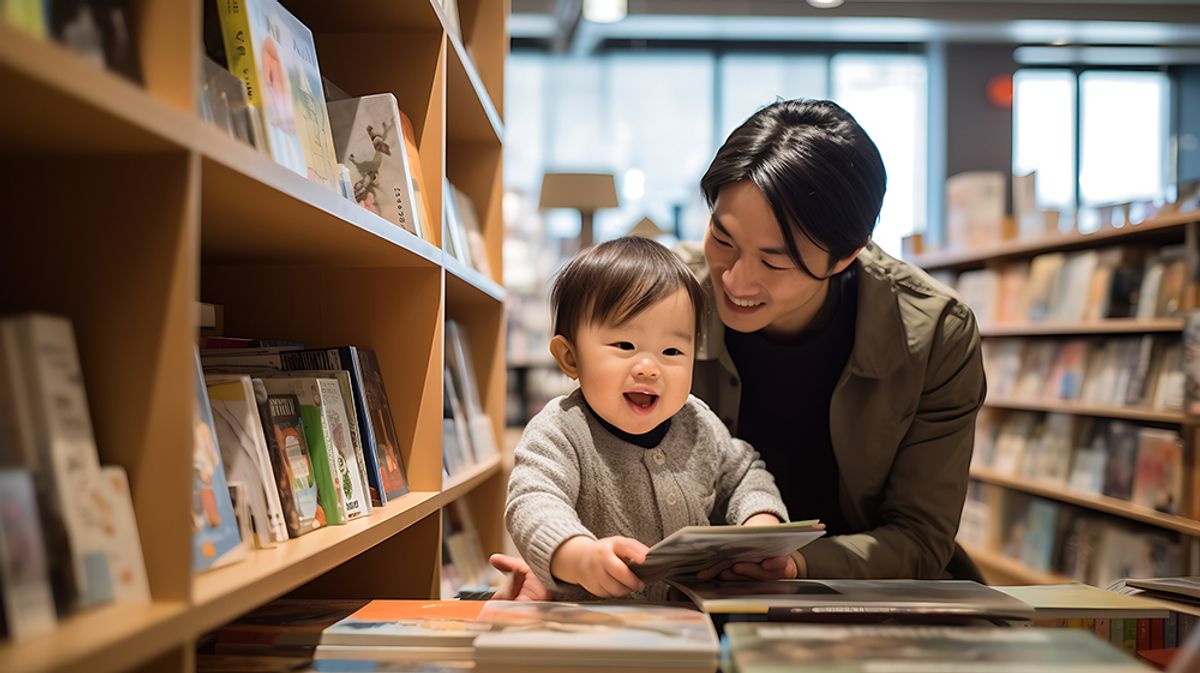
xmin=549 ymin=335 xmax=579 ymax=380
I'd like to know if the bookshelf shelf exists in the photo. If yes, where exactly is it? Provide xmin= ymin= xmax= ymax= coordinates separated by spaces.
xmin=984 ymin=397 xmax=1186 ymax=424
xmin=446 ymin=254 xmax=507 ymax=304
xmin=961 ymin=542 xmax=1072 ymax=586
xmin=910 ymin=210 xmax=1200 ymax=272
xmin=970 ymin=468 xmax=1200 ymax=536
xmin=0 ymin=601 xmax=188 ymax=673
xmin=446 ymin=28 xmax=505 ymax=144
xmin=199 ymin=128 xmax=444 ymax=268
xmin=441 ymin=453 xmax=503 ymax=503
xmin=978 ymin=318 xmax=1185 ymax=337
xmin=190 ymin=490 xmax=442 ymax=637
xmin=287 ymin=0 xmax=443 ymax=32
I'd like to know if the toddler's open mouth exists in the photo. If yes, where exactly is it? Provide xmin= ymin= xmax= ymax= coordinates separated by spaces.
xmin=624 ymin=391 xmax=658 ymax=413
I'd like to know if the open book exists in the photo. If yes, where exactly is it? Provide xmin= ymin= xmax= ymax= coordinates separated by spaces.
xmin=629 ymin=520 xmax=824 ymax=582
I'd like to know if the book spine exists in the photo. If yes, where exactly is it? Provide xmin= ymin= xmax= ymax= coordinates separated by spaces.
xmin=1150 ymin=617 xmax=1165 ymax=650
xmin=1165 ymin=611 xmax=1178 ymax=649
xmin=345 ymin=347 xmax=386 ymax=507
xmin=216 ymin=1 xmax=262 ymax=109
xmin=1136 ymin=617 xmax=1150 ymax=652
xmin=315 ymin=379 xmax=366 ymax=520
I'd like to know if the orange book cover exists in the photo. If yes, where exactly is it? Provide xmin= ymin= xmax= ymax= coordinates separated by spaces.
xmin=399 ymin=111 xmax=437 ymax=246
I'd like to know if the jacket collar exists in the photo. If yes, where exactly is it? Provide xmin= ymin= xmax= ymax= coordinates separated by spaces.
xmin=695 ymin=242 xmax=910 ymax=379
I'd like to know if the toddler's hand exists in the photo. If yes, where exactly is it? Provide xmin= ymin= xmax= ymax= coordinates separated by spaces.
xmin=741 ymin=512 xmax=783 ymax=527
xmin=552 ymin=535 xmax=649 ymax=598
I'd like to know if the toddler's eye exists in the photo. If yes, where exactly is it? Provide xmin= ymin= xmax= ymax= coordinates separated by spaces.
xmin=610 ymin=342 xmax=635 ymax=351
xmin=663 ymin=348 xmax=685 ymax=356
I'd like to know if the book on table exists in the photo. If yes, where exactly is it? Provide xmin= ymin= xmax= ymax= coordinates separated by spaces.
xmin=725 ymin=623 xmax=1153 ymax=673
xmin=668 ymin=578 xmax=1037 ymax=621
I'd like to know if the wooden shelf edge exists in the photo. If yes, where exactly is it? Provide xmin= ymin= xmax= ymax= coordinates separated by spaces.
xmin=440 ymin=453 xmax=503 ymax=504
xmin=444 ymin=24 xmax=504 ymax=142
xmin=969 ymin=468 xmax=1200 ymax=536
xmin=188 ymin=490 xmax=441 ymax=637
xmin=0 ymin=600 xmax=190 ymax=673
xmin=978 ymin=318 xmax=1185 ymax=337
xmin=960 ymin=542 xmax=1072 ymax=585
xmin=910 ymin=210 xmax=1200 ymax=271
xmin=198 ymin=125 xmax=444 ymax=267
xmin=445 ymin=255 xmax=506 ymax=303
xmin=984 ymin=397 xmax=1186 ymax=424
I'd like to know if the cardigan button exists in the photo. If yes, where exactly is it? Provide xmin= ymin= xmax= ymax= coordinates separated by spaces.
xmin=653 ymin=450 xmax=666 ymax=465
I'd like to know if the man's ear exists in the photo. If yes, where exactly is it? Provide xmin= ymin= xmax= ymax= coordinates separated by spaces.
xmin=830 ymin=245 xmax=865 ymax=276
xmin=549 ymin=335 xmax=579 ymax=380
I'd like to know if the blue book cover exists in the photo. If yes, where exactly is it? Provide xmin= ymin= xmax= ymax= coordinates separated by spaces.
xmin=192 ymin=348 xmax=246 ymax=573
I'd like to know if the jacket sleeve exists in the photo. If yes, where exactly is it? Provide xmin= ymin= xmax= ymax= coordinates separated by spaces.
xmin=801 ymin=301 xmax=986 ymax=579
xmin=706 ymin=411 xmax=790 ymax=525
xmin=504 ymin=409 xmax=596 ymax=592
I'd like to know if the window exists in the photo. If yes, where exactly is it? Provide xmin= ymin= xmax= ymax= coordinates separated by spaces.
xmin=1013 ymin=69 xmax=1076 ymax=212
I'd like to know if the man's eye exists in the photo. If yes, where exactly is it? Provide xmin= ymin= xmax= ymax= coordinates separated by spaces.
xmin=663 ymin=348 xmax=685 ymax=356
xmin=715 ymin=236 xmax=734 ymax=248
xmin=763 ymin=261 xmax=792 ymax=271
xmin=611 ymin=342 xmax=635 ymax=351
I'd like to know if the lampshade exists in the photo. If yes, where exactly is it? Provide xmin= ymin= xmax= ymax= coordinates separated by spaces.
xmin=628 ymin=216 xmax=665 ymax=238
xmin=538 ymin=172 xmax=619 ymax=212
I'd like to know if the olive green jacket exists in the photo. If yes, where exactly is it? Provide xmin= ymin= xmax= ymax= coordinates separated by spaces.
xmin=678 ymin=242 xmax=986 ymax=579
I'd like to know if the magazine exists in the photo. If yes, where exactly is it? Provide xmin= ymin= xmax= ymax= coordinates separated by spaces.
xmin=630 ymin=520 xmax=824 ymax=582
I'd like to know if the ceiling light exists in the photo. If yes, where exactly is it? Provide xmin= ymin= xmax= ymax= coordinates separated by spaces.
xmin=583 ymin=0 xmax=627 ymax=23
xmin=807 ymin=0 xmax=845 ymax=8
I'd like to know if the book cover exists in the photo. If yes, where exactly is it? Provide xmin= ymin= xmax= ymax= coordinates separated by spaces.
xmin=398 ymin=111 xmax=436 ymax=245
xmin=258 ymin=384 xmax=323 ymax=536
xmin=472 ymin=601 xmax=719 ymax=668
xmin=327 ymin=94 xmax=422 ymax=238
xmin=0 ymin=314 xmax=114 ymax=611
xmin=631 ymin=520 xmax=824 ymax=582
xmin=217 ymin=0 xmax=338 ymax=188
xmin=192 ymin=349 xmax=247 ymax=573
xmin=1024 ymin=253 xmax=1066 ymax=322
xmin=1127 ymin=577 xmax=1200 ymax=602
xmin=996 ymin=583 xmax=1170 ymax=619
xmin=217 ymin=598 xmax=370 ymax=648
xmin=48 ymin=0 xmax=142 ymax=82
xmin=442 ymin=365 xmax=474 ymax=475
xmin=357 ymin=349 xmax=410 ymax=501
xmin=320 ymin=599 xmax=491 ymax=648
xmin=1130 ymin=428 xmax=1183 ymax=514
xmin=261 ymin=378 xmax=348 ymax=525
xmin=445 ymin=321 xmax=497 ymax=462
xmin=670 ymin=579 xmax=1037 ymax=621
xmin=726 ymin=624 xmax=1149 ymax=673
xmin=1185 ymin=311 xmax=1200 ymax=416
xmin=0 ymin=469 xmax=56 ymax=640
xmin=1102 ymin=421 xmax=1140 ymax=501
xmin=207 ymin=375 xmax=290 ymax=547
xmin=95 ymin=465 xmax=150 ymax=603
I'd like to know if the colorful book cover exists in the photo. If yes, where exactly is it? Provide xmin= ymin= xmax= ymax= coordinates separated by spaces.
xmin=257 ymin=385 xmax=323 ymax=535
xmin=398 ymin=111 xmax=436 ymax=245
xmin=261 ymin=377 xmax=347 ymax=525
xmin=1131 ymin=428 xmax=1184 ymax=514
xmin=321 ymin=599 xmax=491 ymax=648
xmin=328 ymin=94 xmax=423 ymax=238
xmin=632 ymin=520 xmax=824 ymax=582
xmin=192 ymin=349 xmax=247 ymax=573
xmin=0 ymin=469 xmax=57 ymax=640
xmin=207 ymin=375 xmax=289 ymax=547
xmin=95 ymin=465 xmax=150 ymax=603
xmin=217 ymin=0 xmax=338 ymax=188
xmin=727 ymin=624 xmax=1149 ymax=673
xmin=472 ymin=601 xmax=719 ymax=667
xmin=357 ymin=349 xmax=409 ymax=500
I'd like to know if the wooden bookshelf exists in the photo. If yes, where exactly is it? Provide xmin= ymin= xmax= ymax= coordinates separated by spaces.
xmin=970 ymin=468 xmax=1200 ymax=537
xmin=0 ymin=2 xmax=506 ymax=672
xmin=961 ymin=542 xmax=1073 ymax=586
xmin=978 ymin=318 xmax=1185 ymax=337
xmin=911 ymin=210 xmax=1200 ymax=272
xmin=984 ymin=397 xmax=1187 ymax=424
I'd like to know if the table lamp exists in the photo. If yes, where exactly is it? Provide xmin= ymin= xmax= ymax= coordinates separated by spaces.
xmin=538 ymin=171 xmax=619 ymax=249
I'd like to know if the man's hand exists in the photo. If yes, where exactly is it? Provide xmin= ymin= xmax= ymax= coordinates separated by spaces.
xmin=489 ymin=553 xmax=550 ymax=601
xmin=550 ymin=536 xmax=650 ymax=598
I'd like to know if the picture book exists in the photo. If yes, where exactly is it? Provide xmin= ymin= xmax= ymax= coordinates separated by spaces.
xmin=1127 ymin=577 xmax=1200 ymax=604
xmin=261 ymin=377 xmax=348 ymax=525
xmin=207 ymin=375 xmax=290 ymax=547
xmin=995 ymin=583 xmax=1171 ymax=619
xmin=95 ymin=465 xmax=150 ymax=603
xmin=631 ymin=520 xmax=824 ymax=582
xmin=258 ymin=385 xmax=324 ymax=536
xmin=47 ymin=0 xmax=142 ymax=82
xmin=192 ymin=349 xmax=247 ymax=573
xmin=320 ymin=599 xmax=491 ymax=649
xmin=726 ymin=624 xmax=1151 ymax=673
xmin=0 ymin=313 xmax=114 ymax=611
xmin=217 ymin=598 xmax=370 ymax=648
xmin=1131 ymin=428 xmax=1183 ymax=514
xmin=328 ymin=93 xmax=423 ymax=238
xmin=0 ymin=469 xmax=56 ymax=640
xmin=669 ymin=578 xmax=1037 ymax=621
xmin=356 ymin=349 xmax=410 ymax=501
xmin=216 ymin=0 xmax=338 ymax=188
xmin=472 ymin=601 xmax=719 ymax=668
xmin=198 ymin=655 xmax=471 ymax=672
xmin=398 ymin=111 xmax=436 ymax=245
xmin=444 ymin=321 xmax=497 ymax=462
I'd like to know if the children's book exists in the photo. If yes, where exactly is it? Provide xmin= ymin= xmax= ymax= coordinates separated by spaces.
xmin=726 ymin=624 xmax=1152 ymax=673
xmin=398 ymin=111 xmax=435 ymax=245
xmin=328 ymin=93 xmax=423 ymax=238
xmin=995 ymin=583 xmax=1171 ymax=619
xmin=260 ymin=378 xmax=349 ymax=525
xmin=669 ymin=578 xmax=1038 ymax=621
xmin=206 ymin=375 xmax=290 ymax=546
xmin=216 ymin=0 xmax=338 ymax=188
xmin=95 ymin=465 xmax=150 ymax=603
xmin=471 ymin=601 xmax=719 ymax=669
xmin=257 ymin=384 xmax=323 ymax=536
xmin=192 ymin=349 xmax=247 ymax=573
xmin=0 ymin=469 xmax=57 ymax=640
xmin=630 ymin=520 xmax=824 ymax=582
xmin=319 ymin=599 xmax=492 ymax=649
